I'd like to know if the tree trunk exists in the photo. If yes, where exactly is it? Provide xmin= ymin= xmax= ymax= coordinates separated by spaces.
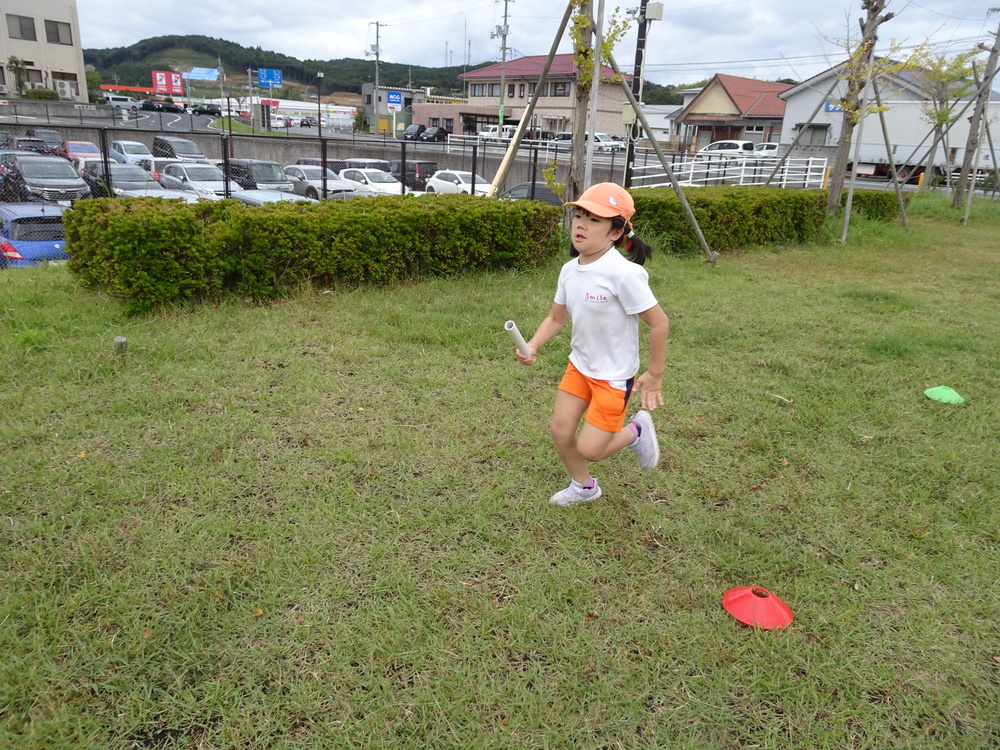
xmin=952 ymin=23 xmax=1000 ymax=208
xmin=567 ymin=0 xmax=593 ymax=204
xmin=826 ymin=0 xmax=895 ymax=215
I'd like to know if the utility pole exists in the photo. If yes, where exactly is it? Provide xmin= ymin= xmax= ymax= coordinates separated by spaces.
xmin=367 ymin=21 xmax=385 ymax=125
xmin=953 ymin=18 xmax=1000 ymax=208
xmin=623 ymin=1 xmax=662 ymax=186
xmin=491 ymin=0 xmax=511 ymax=130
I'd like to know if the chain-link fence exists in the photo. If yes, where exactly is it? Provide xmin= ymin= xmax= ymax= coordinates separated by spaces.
xmin=0 ymin=118 xmax=629 ymax=201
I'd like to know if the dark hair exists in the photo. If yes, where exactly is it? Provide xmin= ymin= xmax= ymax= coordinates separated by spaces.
xmin=610 ymin=216 xmax=653 ymax=265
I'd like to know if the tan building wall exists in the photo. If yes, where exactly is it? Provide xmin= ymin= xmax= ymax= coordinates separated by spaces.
xmin=691 ymin=82 xmax=739 ymax=116
xmin=0 ymin=0 xmax=88 ymax=101
xmin=419 ymin=80 xmax=630 ymax=137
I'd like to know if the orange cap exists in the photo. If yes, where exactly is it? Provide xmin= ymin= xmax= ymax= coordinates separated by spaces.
xmin=564 ymin=182 xmax=635 ymax=221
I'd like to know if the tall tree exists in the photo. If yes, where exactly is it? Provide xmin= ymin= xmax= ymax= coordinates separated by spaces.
xmin=569 ymin=0 xmax=596 ymax=204
xmin=827 ymin=0 xmax=896 ymax=215
xmin=953 ymin=21 xmax=1000 ymax=208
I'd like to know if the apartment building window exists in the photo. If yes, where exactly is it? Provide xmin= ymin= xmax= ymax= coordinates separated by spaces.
xmin=518 ymin=83 xmax=525 ymax=98
xmin=471 ymin=83 xmax=487 ymax=97
xmin=444 ymin=118 xmax=453 ymax=131
xmin=529 ymin=82 xmax=546 ymax=97
xmin=551 ymin=82 xmax=570 ymax=97
xmin=429 ymin=117 xmax=440 ymax=127
xmin=507 ymin=83 xmax=515 ymax=98
xmin=7 ymin=14 xmax=36 ymax=41
xmin=489 ymin=83 xmax=501 ymax=97
xmin=45 ymin=20 xmax=73 ymax=45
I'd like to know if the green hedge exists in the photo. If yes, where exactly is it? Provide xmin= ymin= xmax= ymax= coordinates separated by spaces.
xmin=65 ymin=195 xmax=561 ymax=313
xmin=23 ymin=88 xmax=59 ymax=100
xmin=630 ymin=186 xmax=829 ymax=254
xmin=843 ymin=188 xmax=910 ymax=222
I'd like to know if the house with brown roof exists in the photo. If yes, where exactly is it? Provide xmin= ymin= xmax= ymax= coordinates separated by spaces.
xmin=673 ymin=73 xmax=792 ymax=152
xmin=411 ymin=53 xmax=631 ymax=138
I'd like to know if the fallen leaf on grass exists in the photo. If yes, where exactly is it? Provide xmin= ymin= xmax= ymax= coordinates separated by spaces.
xmin=143 ymin=628 xmax=153 ymax=638
xmin=253 ymin=608 xmax=264 ymax=617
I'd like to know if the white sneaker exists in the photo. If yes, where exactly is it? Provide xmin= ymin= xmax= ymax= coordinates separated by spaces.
xmin=627 ymin=410 xmax=659 ymax=470
xmin=549 ymin=478 xmax=602 ymax=506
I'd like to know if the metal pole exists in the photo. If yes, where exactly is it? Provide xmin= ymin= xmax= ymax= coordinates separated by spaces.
xmin=606 ymin=48 xmax=716 ymax=264
xmin=485 ymin=1 xmax=574 ymax=197
xmin=584 ymin=0 xmax=606 ymax=188
xmin=623 ymin=0 xmax=648 ymax=188
xmin=317 ymin=71 xmax=324 ymax=138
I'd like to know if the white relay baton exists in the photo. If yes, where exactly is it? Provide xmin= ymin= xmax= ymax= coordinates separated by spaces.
xmin=505 ymin=320 xmax=531 ymax=358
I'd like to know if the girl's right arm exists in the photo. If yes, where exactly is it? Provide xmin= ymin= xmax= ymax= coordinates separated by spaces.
xmin=515 ymin=302 xmax=568 ymax=365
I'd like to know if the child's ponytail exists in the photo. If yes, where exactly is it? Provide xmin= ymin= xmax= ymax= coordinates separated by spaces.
xmin=610 ymin=217 xmax=653 ymax=266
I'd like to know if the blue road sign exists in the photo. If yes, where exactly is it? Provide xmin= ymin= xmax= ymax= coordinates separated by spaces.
xmin=258 ymin=68 xmax=283 ymax=88
xmin=387 ymin=90 xmax=402 ymax=112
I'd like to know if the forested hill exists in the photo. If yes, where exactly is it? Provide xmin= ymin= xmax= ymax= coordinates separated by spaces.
xmin=83 ymin=34 xmax=688 ymax=104
xmin=83 ymin=34 xmax=477 ymax=95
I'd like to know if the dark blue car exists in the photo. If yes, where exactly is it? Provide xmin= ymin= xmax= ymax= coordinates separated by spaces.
xmin=0 ymin=203 xmax=68 ymax=268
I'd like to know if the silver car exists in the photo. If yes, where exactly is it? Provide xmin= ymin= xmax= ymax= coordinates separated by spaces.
xmin=157 ymin=162 xmax=239 ymax=198
xmin=109 ymin=140 xmax=153 ymax=167
xmin=283 ymin=165 xmax=369 ymax=200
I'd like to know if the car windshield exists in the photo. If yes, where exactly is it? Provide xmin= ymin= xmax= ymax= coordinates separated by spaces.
xmin=70 ymin=143 xmax=101 ymax=154
xmin=366 ymin=171 xmax=398 ymax=183
xmin=250 ymin=163 xmax=285 ymax=181
xmin=456 ymin=172 xmax=488 ymax=185
xmin=112 ymin=165 xmax=154 ymax=181
xmin=10 ymin=216 xmax=64 ymax=242
xmin=185 ymin=165 xmax=225 ymax=180
xmin=21 ymin=160 xmax=79 ymax=179
xmin=300 ymin=167 xmax=338 ymax=179
xmin=121 ymin=143 xmax=151 ymax=155
xmin=170 ymin=141 xmax=202 ymax=156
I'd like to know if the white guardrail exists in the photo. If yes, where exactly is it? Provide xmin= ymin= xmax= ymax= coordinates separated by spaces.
xmin=632 ymin=154 xmax=829 ymax=190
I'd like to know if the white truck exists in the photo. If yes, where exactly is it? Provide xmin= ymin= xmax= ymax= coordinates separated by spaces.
xmin=847 ymin=100 xmax=998 ymax=183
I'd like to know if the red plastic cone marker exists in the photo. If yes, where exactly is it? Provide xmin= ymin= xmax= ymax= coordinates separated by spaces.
xmin=722 ymin=586 xmax=794 ymax=629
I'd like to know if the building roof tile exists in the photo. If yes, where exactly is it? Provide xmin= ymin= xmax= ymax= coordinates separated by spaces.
xmin=459 ymin=53 xmax=627 ymax=83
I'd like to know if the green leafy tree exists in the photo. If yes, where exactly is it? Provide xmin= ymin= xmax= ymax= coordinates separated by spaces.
xmin=7 ymin=56 xmax=27 ymax=94
xmin=85 ymin=69 xmax=102 ymax=102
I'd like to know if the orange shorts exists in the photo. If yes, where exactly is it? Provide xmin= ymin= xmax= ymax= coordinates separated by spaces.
xmin=558 ymin=361 xmax=636 ymax=433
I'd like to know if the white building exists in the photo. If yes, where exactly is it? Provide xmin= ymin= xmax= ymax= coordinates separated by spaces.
xmin=779 ymin=61 xmax=1000 ymax=175
xmin=0 ymin=0 xmax=87 ymax=101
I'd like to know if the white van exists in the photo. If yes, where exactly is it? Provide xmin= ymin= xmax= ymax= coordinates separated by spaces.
xmin=104 ymin=95 xmax=140 ymax=110
xmin=478 ymin=124 xmax=517 ymax=141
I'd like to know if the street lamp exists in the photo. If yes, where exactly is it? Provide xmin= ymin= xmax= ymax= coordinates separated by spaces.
xmin=623 ymin=1 xmax=662 ymax=187
xmin=317 ymin=71 xmax=324 ymax=138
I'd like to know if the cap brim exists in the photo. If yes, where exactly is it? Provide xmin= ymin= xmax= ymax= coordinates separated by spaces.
xmin=563 ymin=198 xmax=619 ymax=218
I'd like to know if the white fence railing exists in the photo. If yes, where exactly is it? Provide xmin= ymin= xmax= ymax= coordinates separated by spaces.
xmin=632 ymin=155 xmax=829 ymax=191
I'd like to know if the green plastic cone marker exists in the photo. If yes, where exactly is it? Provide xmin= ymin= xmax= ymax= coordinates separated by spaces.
xmin=924 ymin=386 xmax=965 ymax=405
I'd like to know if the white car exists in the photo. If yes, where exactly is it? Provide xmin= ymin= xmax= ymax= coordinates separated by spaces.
xmin=696 ymin=140 xmax=757 ymax=159
xmin=338 ymin=168 xmax=405 ymax=195
xmin=592 ymin=133 xmax=625 ymax=152
xmin=753 ymin=142 xmax=780 ymax=158
xmin=283 ymin=165 xmax=373 ymax=199
xmin=424 ymin=170 xmax=490 ymax=196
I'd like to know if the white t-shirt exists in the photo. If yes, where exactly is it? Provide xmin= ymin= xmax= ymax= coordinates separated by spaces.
xmin=554 ymin=248 xmax=658 ymax=382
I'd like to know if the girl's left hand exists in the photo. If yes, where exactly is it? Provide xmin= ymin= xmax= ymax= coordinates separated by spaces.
xmin=636 ymin=372 xmax=664 ymax=411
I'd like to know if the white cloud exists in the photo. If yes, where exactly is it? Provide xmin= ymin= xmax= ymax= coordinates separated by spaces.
xmin=78 ymin=0 xmax=996 ymax=86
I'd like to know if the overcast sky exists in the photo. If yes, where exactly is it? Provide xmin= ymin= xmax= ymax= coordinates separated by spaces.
xmin=78 ymin=0 xmax=995 ymax=86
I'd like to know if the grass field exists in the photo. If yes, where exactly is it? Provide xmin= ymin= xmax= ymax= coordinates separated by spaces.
xmin=2 ymin=193 xmax=998 ymax=748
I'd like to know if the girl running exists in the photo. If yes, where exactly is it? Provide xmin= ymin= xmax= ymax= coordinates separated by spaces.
xmin=515 ymin=182 xmax=669 ymax=506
